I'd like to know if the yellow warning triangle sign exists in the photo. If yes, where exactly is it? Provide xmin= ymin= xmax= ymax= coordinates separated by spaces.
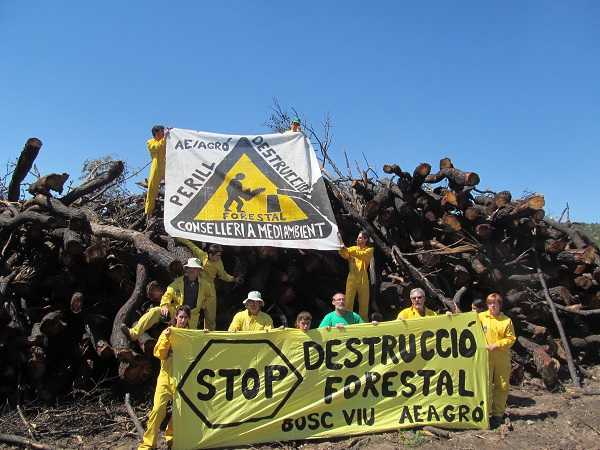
xmin=195 ymin=154 xmax=307 ymax=222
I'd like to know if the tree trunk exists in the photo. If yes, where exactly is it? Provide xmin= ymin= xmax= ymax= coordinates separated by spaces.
xmin=7 ymin=138 xmax=43 ymax=201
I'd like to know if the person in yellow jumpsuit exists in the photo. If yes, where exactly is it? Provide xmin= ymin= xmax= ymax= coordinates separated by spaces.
xmin=339 ymin=231 xmax=374 ymax=321
xmin=177 ymin=238 xmax=239 ymax=330
xmin=228 ymin=291 xmax=273 ymax=331
xmin=138 ymin=304 xmax=190 ymax=450
xmin=145 ymin=125 xmax=166 ymax=216
xmin=122 ymin=281 xmax=165 ymax=340
xmin=397 ymin=288 xmax=437 ymax=320
xmin=479 ymin=292 xmax=516 ymax=426
xmin=123 ymin=258 xmax=204 ymax=340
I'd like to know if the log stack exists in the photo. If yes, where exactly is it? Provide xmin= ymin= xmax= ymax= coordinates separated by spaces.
xmin=1 ymin=139 xmax=598 ymax=405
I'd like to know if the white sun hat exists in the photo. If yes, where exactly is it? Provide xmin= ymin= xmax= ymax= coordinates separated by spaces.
xmin=243 ymin=290 xmax=264 ymax=304
xmin=183 ymin=257 xmax=203 ymax=269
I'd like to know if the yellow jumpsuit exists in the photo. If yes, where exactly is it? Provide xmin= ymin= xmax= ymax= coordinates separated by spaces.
xmin=228 ymin=310 xmax=273 ymax=331
xmin=339 ymin=245 xmax=374 ymax=321
xmin=397 ymin=306 xmax=436 ymax=320
xmin=478 ymin=310 xmax=516 ymax=417
xmin=129 ymin=305 xmax=163 ymax=340
xmin=178 ymin=238 xmax=235 ymax=330
xmin=145 ymin=136 xmax=166 ymax=216
xmin=129 ymin=276 xmax=204 ymax=338
xmin=139 ymin=329 xmax=174 ymax=450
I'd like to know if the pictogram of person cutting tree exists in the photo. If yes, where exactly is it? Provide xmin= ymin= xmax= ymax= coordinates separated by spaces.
xmin=223 ymin=172 xmax=265 ymax=212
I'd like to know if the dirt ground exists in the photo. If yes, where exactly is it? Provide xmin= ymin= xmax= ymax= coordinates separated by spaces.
xmin=2 ymin=370 xmax=600 ymax=450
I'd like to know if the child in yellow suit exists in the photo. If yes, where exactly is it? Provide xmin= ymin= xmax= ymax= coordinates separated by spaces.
xmin=177 ymin=238 xmax=239 ymax=330
xmin=145 ymin=125 xmax=166 ymax=216
xmin=339 ymin=231 xmax=374 ymax=321
xmin=479 ymin=292 xmax=516 ymax=425
xmin=138 ymin=305 xmax=190 ymax=450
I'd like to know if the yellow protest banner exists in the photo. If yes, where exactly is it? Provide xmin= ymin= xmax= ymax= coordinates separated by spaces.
xmin=170 ymin=312 xmax=489 ymax=450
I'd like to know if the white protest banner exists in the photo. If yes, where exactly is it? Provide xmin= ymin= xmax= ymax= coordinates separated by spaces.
xmin=164 ymin=129 xmax=340 ymax=250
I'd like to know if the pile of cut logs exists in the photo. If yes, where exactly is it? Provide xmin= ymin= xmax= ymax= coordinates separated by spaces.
xmin=1 ymin=137 xmax=599 ymax=405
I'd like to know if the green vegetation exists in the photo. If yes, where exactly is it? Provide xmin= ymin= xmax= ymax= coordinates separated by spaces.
xmin=573 ymin=223 xmax=600 ymax=247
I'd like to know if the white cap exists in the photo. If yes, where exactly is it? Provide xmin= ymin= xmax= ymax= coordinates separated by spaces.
xmin=243 ymin=290 xmax=264 ymax=304
xmin=183 ymin=257 xmax=203 ymax=269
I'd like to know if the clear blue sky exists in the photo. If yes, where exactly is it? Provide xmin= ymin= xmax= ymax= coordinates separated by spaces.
xmin=2 ymin=1 xmax=599 ymax=221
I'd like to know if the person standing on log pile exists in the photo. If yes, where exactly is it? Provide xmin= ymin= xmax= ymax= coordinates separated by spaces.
xmin=287 ymin=117 xmax=302 ymax=133
xmin=228 ymin=291 xmax=273 ymax=331
xmin=177 ymin=238 xmax=240 ymax=330
xmin=138 ymin=305 xmax=191 ymax=450
xmin=338 ymin=231 xmax=374 ymax=321
xmin=319 ymin=292 xmax=364 ymax=329
xmin=397 ymin=288 xmax=437 ymax=320
xmin=160 ymin=258 xmax=205 ymax=330
xmin=145 ymin=125 xmax=166 ymax=216
xmin=479 ymin=292 xmax=516 ymax=427
xmin=121 ymin=281 xmax=165 ymax=341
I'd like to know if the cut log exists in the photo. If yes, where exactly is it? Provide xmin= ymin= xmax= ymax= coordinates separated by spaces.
xmin=39 ymin=311 xmax=66 ymax=337
xmin=7 ymin=138 xmax=43 ymax=201
xmin=0 ymin=211 xmax=56 ymax=231
xmin=410 ymin=163 xmax=431 ymax=191
xmin=475 ymin=223 xmax=494 ymax=240
xmin=425 ymin=167 xmax=480 ymax=189
xmin=537 ymin=286 xmax=575 ymax=306
xmin=494 ymin=191 xmax=512 ymax=208
xmin=110 ymin=263 xmax=148 ymax=359
xmin=27 ymin=194 xmax=87 ymax=223
xmin=544 ymin=239 xmax=567 ymax=255
xmin=28 ymin=173 xmax=69 ymax=196
xmin=574 ymin=274 xmax=594 ymax=291
xmin=61 ymin=160 xmax=125 ymax=205
xmin=90 ymin=223 xmax=177 ymax=276
xmin=63 ymin=228 xmax=85 ymax=255
xmin=556 ymin=247 xmax=597 ymax=265
xmin=95 ymin=339 xmax=115 ymax=360
xmin=517 ymin=336 xmax=560 ymax=389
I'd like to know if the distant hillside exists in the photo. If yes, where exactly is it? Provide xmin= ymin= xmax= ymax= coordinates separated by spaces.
xmin=573 ymin=223 xmax=600 ymax=247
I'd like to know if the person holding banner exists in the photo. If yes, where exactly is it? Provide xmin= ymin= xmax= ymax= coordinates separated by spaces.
xmin=228 ymin=291 xmax=273 ymax=331
xmin=289 ymin=117 xmax=302 ymax=133
xmin=177 ymin=238 xmax=240 ymax=330
xmin=138 ymin=304 xmax=191 ymax=450
xmin=145 ymin=125 xmax=166 ymax=216
xmin=295 ymin=311 xmax=312 ymax=331
xmin=479 ymin=292 xmax=516 ymax=426
xmin=397 ymin=288 xmax=437 ymax=320
xmin=319 ymin=292 xmax=364 ymax=329
xmin=338 ymin=231 xmax=374 ymax=321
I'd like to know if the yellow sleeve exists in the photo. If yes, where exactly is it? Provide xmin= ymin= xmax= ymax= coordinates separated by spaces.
xmin=496 ymin=319 xmax=517 ymax=350
xmin=147 ymin=138 xmax=165 ymax=158
xmin=228 ymin=313 xmax=242 ymax=331
xmin=217 ymin=261 xmax=235 ymax=282
xmin=357 ymin=247 xmax=374 ymax=264
xmin=397 ymin=309 xmax=408 ymax=320
xmin=177 ymin=237 xmax=208 ymax=260
xmin=264 ymin=314 xmax=273 ymax=330
xmin=154 ymin=331 xmax=171 ymax=360
xmin=339 ymin=246 xmax=350 ymax=260
xmin=160 ymin=281 xmax=178 ymax=307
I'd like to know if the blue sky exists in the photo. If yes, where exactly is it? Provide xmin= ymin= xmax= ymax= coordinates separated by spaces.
xmin=1 ymin=1 xmax=599 ymax=221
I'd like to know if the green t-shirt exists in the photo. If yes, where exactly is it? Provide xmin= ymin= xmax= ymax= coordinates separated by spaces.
xmin=319 ymin=310 xmax=364 ymax=328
